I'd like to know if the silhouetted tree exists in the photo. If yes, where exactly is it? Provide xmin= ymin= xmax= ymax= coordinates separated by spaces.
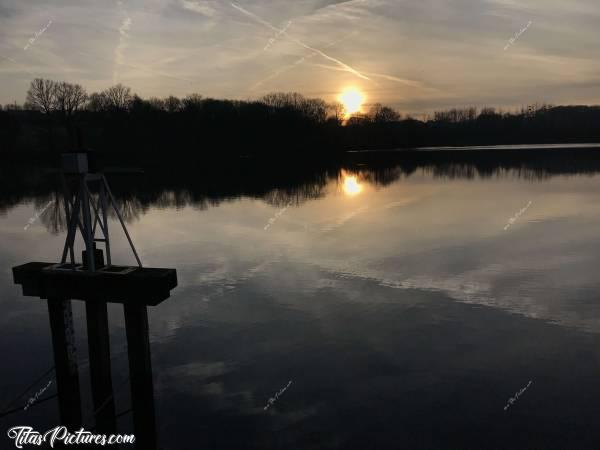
xmin=328 ymin=101 xmax=345 ymax=124
xmin=0 ymin=108 xmax=21 ymax=152
xmin=369 ymin=103 xmax=401 ymax=123
xmin=3 ymin=102 xmax=22 ymax=111
xmin=87 ymin=92 xmax=108 ymax=112
xmin=25 ymin=78 xmax=57 ymax=151
xmin=54 ymin=82 xmax=87 ymax=115
xmin=164 ymin=96 xmax=182 ymax=113
xmin=25 ymin=78 xmax=56 ymax=114
xmin=6 ymin=81 xmax=600 ymax=156
xmin=148 ymin=97 xmax=166 ymax=111
xmin=346 ymin=114 xmax=371 ymax=126
xmin=54 ymin=81 xmax=87 ymax=150
xmin=103 ymin=84 xmax=133 ymax=111
xmin=182 ymin=94 xmax=203 ymax=114
xmin=300 ymin=98 xmax=328 ymax=123
xmin=261 ymin=92 xmax=305 ymax=109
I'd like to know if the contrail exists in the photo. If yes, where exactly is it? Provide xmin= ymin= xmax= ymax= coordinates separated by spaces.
xmin=264 ymin=20 xmax=292 ymax=51
xmin=22 ymin=35 xmax=197 ymax=86
xmin=73 ymin=49 xmax=195 ymax=84
xmin=2 ymin=27 xmax=195 ymax=87
xmin=231 ymin=3 xmax=371 ymax=82
xmin=114 ymin=1 xmax=132 ymax=84
xmin=251 ymin=33 xmax=354 ymax=90
xmin=307 ymin=63 xmax=425 ymax=87
xmin=0 ymin=54 xmax=38 ymax=78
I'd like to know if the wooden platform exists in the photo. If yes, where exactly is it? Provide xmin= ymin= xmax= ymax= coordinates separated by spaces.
xmin=13 ymin=262 xmax=177 ymax=306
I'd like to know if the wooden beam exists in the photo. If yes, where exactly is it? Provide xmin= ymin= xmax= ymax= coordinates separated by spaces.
xmin=86 ymin=301 xmax=116 ymax=434
xmin=47 ymin=298 xmax=82 ymax=430
xmin=13 ymin=262 xmax=177 ymax=306
xmin=124 ymin=304 xmax=157 ymax=450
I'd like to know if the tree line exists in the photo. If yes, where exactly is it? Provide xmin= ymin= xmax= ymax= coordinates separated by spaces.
xmin=1 ymin=78 xmax=600 ymax=159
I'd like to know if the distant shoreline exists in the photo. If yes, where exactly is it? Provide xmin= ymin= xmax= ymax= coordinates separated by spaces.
xmin=5 ymin=80 xmax=600 ymax=157
xmin=348 ymin=143 xmax=600 ymax=153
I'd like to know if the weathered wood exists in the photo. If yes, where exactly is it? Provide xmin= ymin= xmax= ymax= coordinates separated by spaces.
xmin=14 ymin=155 xmax=174 ymax=447
xmin=13 ymin=262 xmax=177 ymax=305
xmin=47 ymin=298 xmax=82 ymax=430
xmin=86 ymin=301 xmax=116 ymax=434
xmin=124 ymin=304 xmax=157 ymax=450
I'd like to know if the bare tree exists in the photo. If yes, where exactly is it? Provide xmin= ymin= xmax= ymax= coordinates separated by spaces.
xmin=346 ymin=114 xmax=370 ymax=126
xmin=182 ymin=94 xmax=203 ymax=113
xmin=261 ymin=92 xmax=305 ymax=109
xmin=328 ymin=101 xmax=345 ymax=123
xmin=54 ymin=82 xmax=87 ymax=150
xmin=369 ymin=103 xmax=401 ymax=123
xmin=434 ymin=107 xmax=476 ymax=124
xmin=54 ymin=82 xmax=87 ymax=116
xmin=260 ymin=92 xmax=327 ymax=123
xmin=87 ymin=92 xmax=108 ymax=112
xmin=103 ymin=84 xmax=133 ymax=111
xmin=4 ymin=102 xmax=23 ymax=111
xmin=479 ymin=107 xmax=498 ymax=117
xmin=25 ymin=78 xmax=56 ymax=114
xmin=148 ymin=97 xmax=166 ymax=110
xmin=164 ymin=95 xmax=182 ymax=113
xmin=25 ymin=78 xmax=58 ymax=150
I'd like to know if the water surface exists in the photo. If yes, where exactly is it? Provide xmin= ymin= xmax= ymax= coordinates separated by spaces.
xmin=2 ymin=158 xmax=600 ymax=449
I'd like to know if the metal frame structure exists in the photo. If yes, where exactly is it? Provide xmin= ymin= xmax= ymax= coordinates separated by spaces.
xmin=61 ymin=170 xmax=142 ymax=271
xmin=13 ymin=153 xmax=177 ymax=450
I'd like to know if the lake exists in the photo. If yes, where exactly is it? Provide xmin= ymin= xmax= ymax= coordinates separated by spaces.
xmin=2 ymin=150 xmax=600 ymax=449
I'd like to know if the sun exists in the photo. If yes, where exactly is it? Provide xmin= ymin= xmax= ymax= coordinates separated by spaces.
xmin=338 ymin=88 xmax=365 ymax=117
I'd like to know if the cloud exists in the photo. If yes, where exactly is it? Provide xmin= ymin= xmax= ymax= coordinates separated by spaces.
xmin=263 ymin=20 xmax=292 ymax=51
xmin=0 ymin=54 xmax=38 ymax=78
xmin=231 ymin=2 xmax=372 ymax=82
xmin=308 ymin=62 xmax=425 ymax=87
xmin=113 ymin=3 xmax=133 ymax=84
xmin=250 ymin=32 xmax=353 ymax=90
xmin=1 ymin=0 xmax=600 ymax=113
xmin=181 ymin=0 xmax=216 ymax=17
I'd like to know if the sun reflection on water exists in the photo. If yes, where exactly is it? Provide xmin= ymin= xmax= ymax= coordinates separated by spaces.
xmin=342 ymin=174 xmax=363 ymax=196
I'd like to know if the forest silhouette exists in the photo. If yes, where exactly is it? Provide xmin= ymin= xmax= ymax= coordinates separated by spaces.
xmin=2 ymin=79 xmax=600 ymax=161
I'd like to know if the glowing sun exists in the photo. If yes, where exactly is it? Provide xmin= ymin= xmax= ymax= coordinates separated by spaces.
xmin=339 ymin=88 xmax=365 ymax=117
xmin=343 ymin=175 xmax=363 ymax=196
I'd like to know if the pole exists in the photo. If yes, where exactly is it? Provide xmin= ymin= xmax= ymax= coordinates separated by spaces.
xmin=124 ymin=304 xmax=157 ymax=450
xmin=85 ymin=300 xmax=117 ymax=434
xmin=47 ymin=298 xmax=82 ymax=430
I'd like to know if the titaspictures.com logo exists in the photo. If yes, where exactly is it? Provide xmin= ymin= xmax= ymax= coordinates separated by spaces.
xmin=7 ymin=426 xmax=135 ymax=448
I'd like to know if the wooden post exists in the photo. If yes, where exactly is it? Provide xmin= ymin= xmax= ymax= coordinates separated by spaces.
xmin=124 ymin=304 xmax=157 ymax=450
xmin=86 ymin=301 xmax=116 ymax=434
xmin=47 ymin=298 xmax=82 ymax=430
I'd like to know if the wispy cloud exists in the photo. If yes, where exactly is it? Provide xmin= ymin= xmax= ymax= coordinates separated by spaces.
xmin=113 ymin=2 xmax=132 ymax=84
xmin=75 ymin=48 xmax=195 ymax=85
xmin=308 ymin=62 xmax=424 ymax=87
xmin=250 ymin=32 xmax=354 ymax=90
xmin=0 ymin=54 xmax=38 ymax=79
xmin=181 ymin=0 xmax=216 ymax=17
xmin=231 ymin=2 xmax=372 ymax=82
xmin=1 ymin=0 xmax=600 ymax=113
xmin=264 ymin=20 xmax=292 ymax=51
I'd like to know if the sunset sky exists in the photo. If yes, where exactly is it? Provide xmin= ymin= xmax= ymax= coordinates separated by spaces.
xmin=1 ymin=0 xmax=599 ymax=116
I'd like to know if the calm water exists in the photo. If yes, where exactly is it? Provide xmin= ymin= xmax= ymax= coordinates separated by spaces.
xmin=3 ymin=157 xmax=600 ymax=449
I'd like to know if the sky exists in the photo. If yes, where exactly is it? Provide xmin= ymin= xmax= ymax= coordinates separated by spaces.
xmin=1 ymin=0 xmax=599 ymax=116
